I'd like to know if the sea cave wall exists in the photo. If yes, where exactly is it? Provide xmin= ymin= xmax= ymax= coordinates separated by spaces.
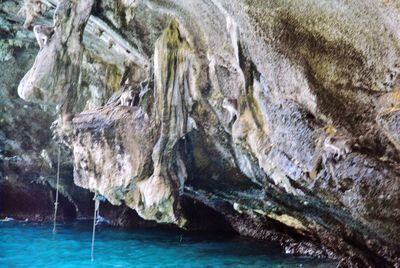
xmin=1 ymin=0 xmax=400 ymax=266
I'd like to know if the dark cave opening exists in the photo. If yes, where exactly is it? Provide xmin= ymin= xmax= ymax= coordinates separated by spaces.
xmin=55 ymin=191 xmax=77 ymax=221
xmin=180 ymin=195 xmax=236 ymax=234
xmin=0 ymin=181 xmax=77 ymax=221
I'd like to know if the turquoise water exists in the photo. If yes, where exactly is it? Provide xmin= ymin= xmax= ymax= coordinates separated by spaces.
xmin=0 ymin=221 xmax=335 ymax=268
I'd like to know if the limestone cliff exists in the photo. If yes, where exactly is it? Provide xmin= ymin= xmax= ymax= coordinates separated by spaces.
xmin=2 ymin=0 xmax=400 ymax=266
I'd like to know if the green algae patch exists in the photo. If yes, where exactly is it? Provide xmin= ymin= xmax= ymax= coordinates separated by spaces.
xmin=105 ymin=63 xmax=122 ymax=92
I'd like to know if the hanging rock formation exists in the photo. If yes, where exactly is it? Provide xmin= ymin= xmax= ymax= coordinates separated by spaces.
xmin=2 ymin=0 xmax=400 ymax=266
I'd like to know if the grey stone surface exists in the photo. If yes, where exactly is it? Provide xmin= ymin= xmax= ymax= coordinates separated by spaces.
xmin=2 ymin=0 xmax=400 ymax=266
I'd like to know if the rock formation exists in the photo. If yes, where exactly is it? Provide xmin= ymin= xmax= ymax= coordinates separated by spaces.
xmin=1 ymin=0 xmax=400 ymax=266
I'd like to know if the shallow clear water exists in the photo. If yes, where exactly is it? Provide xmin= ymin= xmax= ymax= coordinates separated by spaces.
xmin=0 ymin=221 xmax=335 ymax=268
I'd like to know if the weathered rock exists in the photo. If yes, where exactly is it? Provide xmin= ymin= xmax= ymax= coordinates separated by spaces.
xmin=0 ymin=42 xmax=93 ymax=220
xmin=17 ymin=0 xmax=95 ymax=120
xmin=0 ymin=0 xmax=117 ymax=221
xmin=2 ymin=0 xmax=400 ymax=266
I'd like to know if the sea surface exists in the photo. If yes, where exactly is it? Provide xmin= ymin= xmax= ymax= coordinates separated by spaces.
xmin=0 ymin=221 xmax=336 ymax=268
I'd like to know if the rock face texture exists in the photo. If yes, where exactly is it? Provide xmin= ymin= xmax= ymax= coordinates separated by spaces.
xmin=2 ymin=0 xmax=400 ymax=266
xmin=0 ymin=19 xmax=93 ymax=220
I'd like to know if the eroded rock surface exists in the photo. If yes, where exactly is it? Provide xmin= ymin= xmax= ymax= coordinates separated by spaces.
xmin=0 ymin=22 xmax=93 ymax=220
xmin=3 ymin=0 xmax=400 ymax=266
